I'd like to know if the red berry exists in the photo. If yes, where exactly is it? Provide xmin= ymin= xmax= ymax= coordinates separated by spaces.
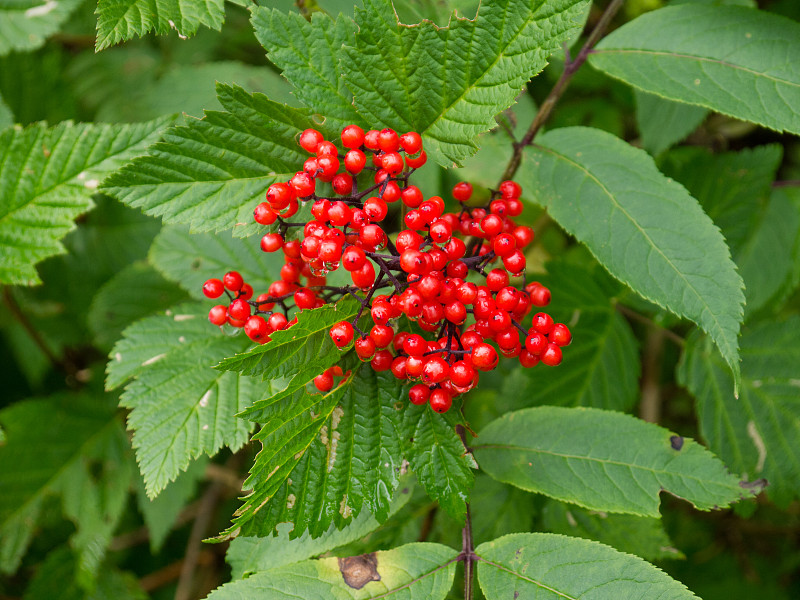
xmin=330 ymin=321 xmax=354 ymax=347
xmin=290 ymin=171 xmax=316 ymax=197
xmin=260 ymin=233 xmax=283 ymax=253
xmin=452 ymin=182 xmax=472 ymax=202
xmin=203 ymin=278 xmax=224 ymax=299
xmin=229 ymin=298 xmax=251 ymax=321
xmin=519 ymin=349 xmax=540 ymax=368
xmin=268 ymin=312 xmax=288 ymax=331
xmin=364 ymin=197 xmax=388 ymax=222
xmin=299 ymin=129 xmax=324 ymax=153
xmin=450 ymin=361 xmax=475 ymax=387
xmin=314 ymin=370 xmax=334 ymax=392
xmin=341 ymin=124 xmax=365 ymax=149
xmin=525 ymin=331 xmax=547 ymax=355
xmin=351 ymin=261 xmax=376 ymax=289
xmin=408 ymin=384 xmax=430 ymax=405
xmin=371 ymin=349 xmax=394 ymax=371
xmin=294 ymin=288 xmax=317 ymax=310
xmin=499 ymin=180 xmax=522 ymax=199
xmin=266 ymin=182 xmax=294 ymax=208
xmin=244 ymin=315 xmax=269 ymax=343
xmin=332 ymin=173 xmax=353 ymax=195
xmin=378 ymin=128 xmax=400 ymax=152
xmin=239 ymin=283 xmax=254 ymax=301
xmin=370 ymin=324 xmax=395 ymax=348
xmin=503 ymin=250 xmax=526 ymax=275
xmin=345 ymin=149 xmax=366 ymax=174
xmin=390 ymin=355 xmax=408 ymax=379
xmin=254 ymin=202 xmax=277 ymax=225
xmin=399 ymin=131 xmax=422 ymax=154
xmin=531 ymin=312 xmax=555 ymax=335
xmin=429 ymin=388 xmax=452 ymax=412
xmin=530 ymin=284 xmax=551 ymax=307
xmin=316 ymin=141 xmax=338 ymax=157
xmin=403 ymin=334 xmax=427 ymax=356
xmin=471 ymin=343 xmax=499 ymax=371
xmin=541 ymin=343 xmax=562 ymax=366
xmin=422 ymin=357 xmax=449 ymax=385
xmin=405 ymin=151 xmax=427 ymax=169
xmin=208 ymin=305 xmax=228 ymax=325
xmin=401 ymin=185 xmax=423 ymax=208
xmin=486 ymin=269 xmax=509 ymax=292
xmin=355 ymin=336 xmax=376 ymax=360
xmin=223 ymin=271 xmax=244 ymax=292
xmin=550 ymin=323 xmax=572 ymax=347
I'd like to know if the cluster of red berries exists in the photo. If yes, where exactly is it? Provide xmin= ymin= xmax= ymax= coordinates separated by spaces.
xmin=202 ymin=124 xmax=571 ymax=412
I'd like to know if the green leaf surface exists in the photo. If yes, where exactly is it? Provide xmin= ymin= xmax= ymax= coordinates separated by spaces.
xmin=95 ymin=0 xmax=225 ymax=51
xmin=0 ymin=393 xmax=126 ymax=575
xmin=473 ymin=406 xmax=757 ymax=517
xmin=0 ymin=0 xmax=84 ymax=56
xmin=476 ymin=533 xmax=699 ymax=599
xmin=88 ymin=261 xmax=190 ymax=350
xmin=522 ymin=126 xmax=744 ymax=390
xmin=635 ymin=90 xmax=708 ymax=156
xmin=541 ymin=500 xmax=684 ymax=561
xmin=590 ymin=5 xmax=800 ymax=135
xmin=216 ymin=297 xmax=360 ymax=382
xmin=230 ymin=366 xmax=406 ymax=539
xmin=498 ymin=261 xmax=639 ymax=411
xmin=678 ymin=318 xmax=800 ymax=505
xmin=250 ymin=8 xmax=364 ymax=133
xmin=227 ymin=483 xmax=413 ymax=579
xmin=107 ymin=302 xmax=257 ymax=497
xmin=207 ymin=542 xmax=458 ymax=600
xmin=148 ymin=226 xmax=282 ymax=300
xmin=0 ymin=91 xmax=12 ymax=128
xmin=403 ymin=404 xmax=475 ymax=521
xmin=658 ymin=145 xmax=782 ymax=255
xmin=0 ymin=117 xmax=172 ymax=285
xmin=101 ymin=84 xmax=320 ymax=236
xmin=470 ymin=474 xmax=535 ymax=545
xmin=734 ymin=189 xmax=800 ymax=318
xmin=342 ymin=0 xmax=590 ymax=166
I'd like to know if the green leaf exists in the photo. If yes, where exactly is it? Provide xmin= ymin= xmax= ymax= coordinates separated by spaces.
xmin=0 ymin=0 xmax=84 ymax=56
xmin=148 ymin=226 xmax=282 ymax=300
xmin=0 ymin=117 xmax=172 ymax=286
xmin=470 ymin=474 xmax=535 ymax=545
xmin=403 ymin=404 xmax=475 ymax=521
xmin=216 ymin=297 xmax=360 ymax=383
xmin=95 ymin=0 xmax=225 ymax=51
xmin=88 ymin=261 xmax=190 ymax=350
xmin=497 ymin=261 xmax=640 ymax=411
xmin=227 ymin=482 xmax=413 ymax=579
xmin=659 ymin=145 xmax=782 ymax=255
xmin=0 ymin=393 xmax=126 ymax=575
xmin=101 ymin=84 xmax=319 ymax=236
xmin=735 ymin=189 xmax=800 ymax=318
xmin=229 ymin=366 xmax=406 ymax=539
xmin=590 ymin=5 xmax=800 ymax=135
xmin=473 ymin=406 xmax=758 ymax=517
xmin=522 ymin=126 xmax=745 ymax=390
xmin=541 ymin=500 xmax=684 ymax=561
xmin=476 ymin=533 xmax=699 ymax=599
xmin=106 ymin=302 xmax=257 ymax=497
xmin=635 ymin=90 xmax=708 ymax=156
xmin=678 ymin=318 xmax=800 ymax=506
xmin=342 ymin=0 xmax=590 ymax=166
xmin=207 ymin=542 xmax=458 ymax=599
xmin=250 ymin=8 xmax=365 ymax=133
xmin=134 ymin=457 xmax=206 ymax=553
xmin=0 ymin=91 xmax=12 ymax=129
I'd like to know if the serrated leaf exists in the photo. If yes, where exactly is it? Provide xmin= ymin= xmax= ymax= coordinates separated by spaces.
xmin=230 ymin=366 xmax=406 ymax=539
xmin=403 ymin=404 xmax=474 ymax=521
xmin=227 ymin=483 xmax=413 ymax=579
xmin=0 ymin=393 xmax=125 ymax=575
xmin=0 ymin=0 xmax=84 ymax=56
xmin=208 ymin=542 xmax=458 ymax=599
xmin=735 ymin=189 xmax=800 ymax=318
xmin=590 ymin=5 xmax=800 ymax=135
xmin=107 ymin=302 xmax=258 ymax=497
xmin=0 ymin=117 xmax=172 ymax=286
xmin=250 ymin=8 xmax=364 ymax=133
xmin=473 ymin=406 xmax=758 ymax=517
xmin=101 ymin=84 xmax=323 ymax=236
xmin=499 ymin=261 xmax=639 ymax=411
xmin=521 ymin=126 xmax=744 ymax=390
xmin=659 ymin=145 xmax=782 ymax=255
xmin=476 ymin=533 xmax=699 ymax=600
xmin=216 ymin=297 xmax=360 ymax=383
xmin=342 ymin=0 xmax=590 ymax=166
xmin=95 ymin=0 xmax=225 ymax=51
xmin=88 ymin=261 xmax=190 ymax=350
xmin=148 ymin=226 xmax=282 ymax=300
xmin=678 ymin=318 xmax=800 ymax=506
xmin=541 ymin=500 xmax=684 ymax=561
xmin=635 ymin=90 xmax=708 ymax=156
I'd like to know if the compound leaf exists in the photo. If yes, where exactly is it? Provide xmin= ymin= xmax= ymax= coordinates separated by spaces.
xmin=0 ymin=0 xmax=84 ymax=56
xmin=106 ymin=302 xmax=258 ymax=497
xmin=403 ymin=404 xmax=475 ymax=521
xmin=342 ymin=0 xmax=590 ymax=166
xmin=250 ymin=8 xmax=364 ymax=133
xmin=101 ymin=84 xmax=320 ymax=236
xmin=678 ymin=318 xmax=800 ymax=506
xmin=0 ymin=117 xmax=172 ymax=286
xmin=590 ymin=5 xmax=800 ymax=135
xmin=228 ymin=366 xmax=406 ymax=539
xmin=522 ymin=126 xmax=744 ymax=390
xmin=473 ymin=406 xmax=758 ymax=517
xmin=95 ymin=0 xmax=225 ymax=51
xmin=208 ymin=542 xmax=458 ymax=600
xmin=476 ymin=533 xmax=699 ymax=600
